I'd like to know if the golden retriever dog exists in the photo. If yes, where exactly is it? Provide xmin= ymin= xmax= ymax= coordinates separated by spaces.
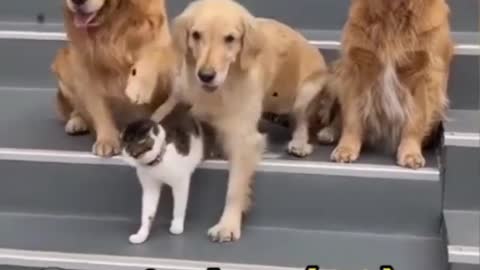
xmin=58 ymin=0 xmax=175 ymax=157
xmin=330 ymin=0 xmax=454 ymax=169
xmin=129 ymin=0 xmax=329 ymax=242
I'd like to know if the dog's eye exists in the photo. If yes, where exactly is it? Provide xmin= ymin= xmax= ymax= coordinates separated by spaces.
xmin=224 ymin=34 xmax=235 ymax=43
xmin=192 ymin=31 xmax=201 ymax=41
xmin=131 ymin=68 xmax=137 ymax=76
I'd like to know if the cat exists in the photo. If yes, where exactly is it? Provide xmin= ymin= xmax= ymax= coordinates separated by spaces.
xmin=121 ymin=103 xmax=206 ymax=244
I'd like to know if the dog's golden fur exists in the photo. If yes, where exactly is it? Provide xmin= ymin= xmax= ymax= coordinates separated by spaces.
xmin=132 ymin=0 xmax=329 ymax=242
xmin=54 ymin=0 xmax=175 ymax=156
xmin=330 ymin=0 xmax=454 ymax=169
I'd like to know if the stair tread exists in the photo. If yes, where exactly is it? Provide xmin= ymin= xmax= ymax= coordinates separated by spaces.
xmin=0 ymin=88 xmax=440 ymax=178
xmin=444 ymin=210 xmax=480 ymax=264
xmin=0 ymin=21 xmax=478 ymax=55
xmin=0 ymin=214 xmax=445 ymax=270
xmin=444 ymin=110 xmax=480 ymax=147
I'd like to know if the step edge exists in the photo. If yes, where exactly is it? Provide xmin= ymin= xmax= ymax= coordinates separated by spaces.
xmin=448 ymin=245 xmax=480 ymax=265
xmin=0 ymin=248 xmax=301 ymax=270
xmin=0 ymin=147 xmax=439 ymax=180
xmin=444 ymin=132 xmax=480 ymax=148
xmin=0 ymin=29 xmax=478 ymax=55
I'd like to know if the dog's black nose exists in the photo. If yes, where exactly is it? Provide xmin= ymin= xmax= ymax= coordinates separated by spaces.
xmin=198 ymin=69 xmax=216 ymax=84
xmin=72 ymin=0 xmax=87 ymax=6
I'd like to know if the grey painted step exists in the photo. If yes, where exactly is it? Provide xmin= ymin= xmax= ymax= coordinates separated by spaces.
xmin=442 ymin=110 xmax=480 ymax=266
xmin=0 ymin=31 xmax=478 ymax=110
xmin=0 ymin=0 xmax=477 ymax=31
xmin=443 ymin=110 xmax=480 ymax=211
xmin=444 ymin=211 xmax=480 ymax=265
xmin=0 ymin=215 xmax=447 ymax=270
xmin=0 ymin=89 xmax=442 ymax=236
xmin=450 ymin=264 xmax=480 ymax=270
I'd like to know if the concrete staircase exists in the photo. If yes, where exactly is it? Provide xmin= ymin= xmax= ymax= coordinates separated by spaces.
xmin=0 ymin=1 xmax=478 ymax=270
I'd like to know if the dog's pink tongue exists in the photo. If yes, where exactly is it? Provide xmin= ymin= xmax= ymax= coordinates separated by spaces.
xmin=74 ymin=13 xmax=96 ymax=28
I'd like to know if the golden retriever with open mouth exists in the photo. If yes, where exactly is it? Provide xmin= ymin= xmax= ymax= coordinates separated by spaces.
xmin=330 ymin=0 xmax=454 ymax=169
xmin=134 ymin=0 xmax=329 ymax=242
xmin=57 ymin=0 xmax=175 ymax=157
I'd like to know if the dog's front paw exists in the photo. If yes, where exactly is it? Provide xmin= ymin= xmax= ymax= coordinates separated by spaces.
xmin=65 ymin=116 xmax=88 ymax=135
xmin=397 ymin=149 xmax=425 ymax=169
xmin=331 ymin=145 xmax=360 ymax=163
xmin=208 ymin=219 xmax=241 ymax=243
xmin=397 ymin=140 xmax=425 ymax=169
xmin=169 ymin=219 xmax=184 ymax=235
xmin=287 ymin=140 xmax=313 ymax=157
xmin=129 ymin=232 xmax=148 ymax=244
xmin=125 ymin=83 xmax=153 ymax=105
xmin=93 ymin=137 xmax=121 ymax=157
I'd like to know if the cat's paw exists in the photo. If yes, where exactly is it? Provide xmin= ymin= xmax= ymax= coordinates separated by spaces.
xmin=129 ymin=232 xmax=149 ymax=244
xmin=169 ymin=219 xmax=184 ymax=235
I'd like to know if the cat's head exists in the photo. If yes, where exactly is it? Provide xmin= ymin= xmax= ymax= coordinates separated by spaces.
xmin=121 ymin=119 xmax=165 ymax=165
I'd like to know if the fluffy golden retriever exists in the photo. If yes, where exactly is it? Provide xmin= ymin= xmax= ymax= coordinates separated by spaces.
xmin=129 ymin=0 xmax=329 ymax=242
xmin=56 ymin=0 xmax=175 ymax=157
xmin=330 ymin=0 xmax=454 ymax=169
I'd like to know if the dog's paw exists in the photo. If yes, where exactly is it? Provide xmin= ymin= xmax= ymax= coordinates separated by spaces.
xmin=287 ymin=140 xmax=313 ymax=157
xmin=129 ymin=232 xmax=148 ymax=244
xmin=92 ymin=137 xmax=121 ymax=157
xmin=397 ymin=150 xmax=425 ymax=169
xmin=65 ymin=116 xmax=88 ymax=135
xmin=331 ymin=145 xmax=359 ymax=163
xmin=169 ymin=219 xmax=184 ymax=235
xmin=317 ymin=127 xmax=336 ymax=145
xmin=125 ymin=84 xmax=152 ymax=105
xmin=208 ymin=220 xmax=241 ymax=243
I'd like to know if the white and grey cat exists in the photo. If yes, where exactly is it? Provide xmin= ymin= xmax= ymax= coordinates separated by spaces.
xmin=121 ymin=104 xmax=205 ymax=244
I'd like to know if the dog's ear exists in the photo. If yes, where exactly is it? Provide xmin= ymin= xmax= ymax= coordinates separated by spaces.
xmin=240 ymin=16 xmax=262 ymax=71
xmin=171 ymin=11 xmax=192 ymax=59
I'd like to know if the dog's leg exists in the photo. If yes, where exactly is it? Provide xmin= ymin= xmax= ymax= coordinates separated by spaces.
xmin=169 ymin=174 xmax=191 ymax=235
xmin=208 ymin=130 xmax=266 ymax=242
xmin=56 ymin=87 xmax=89 ymax=136
xmin=317 ymin=113 xmax=341 ymax=145
xmin=288 ymin=76 xmax=327 ymax=157
xmin=81 ymin=91 xmax=121 ymax=157
xmin=397 ymin=69 xmax=447 ymax=169
xmin=130 ymin=171 xmax=162 ymax=244
xmin=65 ymin=111 xmax=89 ymax=135
xmin=331 ymin=96 xmax=363 ymax=163
xmin=151 ymin=93 xmax=179 ymax=122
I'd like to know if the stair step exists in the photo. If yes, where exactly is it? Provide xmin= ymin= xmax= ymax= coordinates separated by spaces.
xmin=444 ymin=211 xmax=480 ymax=265
xmin=0 ymin=27 xmax=478 ymax=110
xmin=0 ymin=0 xmax=477 ymax=32
xmin=443 ymin=110 xmax=480 ymax=266
xmin=0 ymin=214 xmax=447 ymax=270
xmin=0 ymin=88 xmax=442 ymax=236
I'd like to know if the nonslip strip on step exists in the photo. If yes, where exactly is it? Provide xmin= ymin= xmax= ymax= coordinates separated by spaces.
xmin=0 ymin=89 xmax=440 ymax=180
xmin=0 ymin=25 xmax=478 ymax=55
